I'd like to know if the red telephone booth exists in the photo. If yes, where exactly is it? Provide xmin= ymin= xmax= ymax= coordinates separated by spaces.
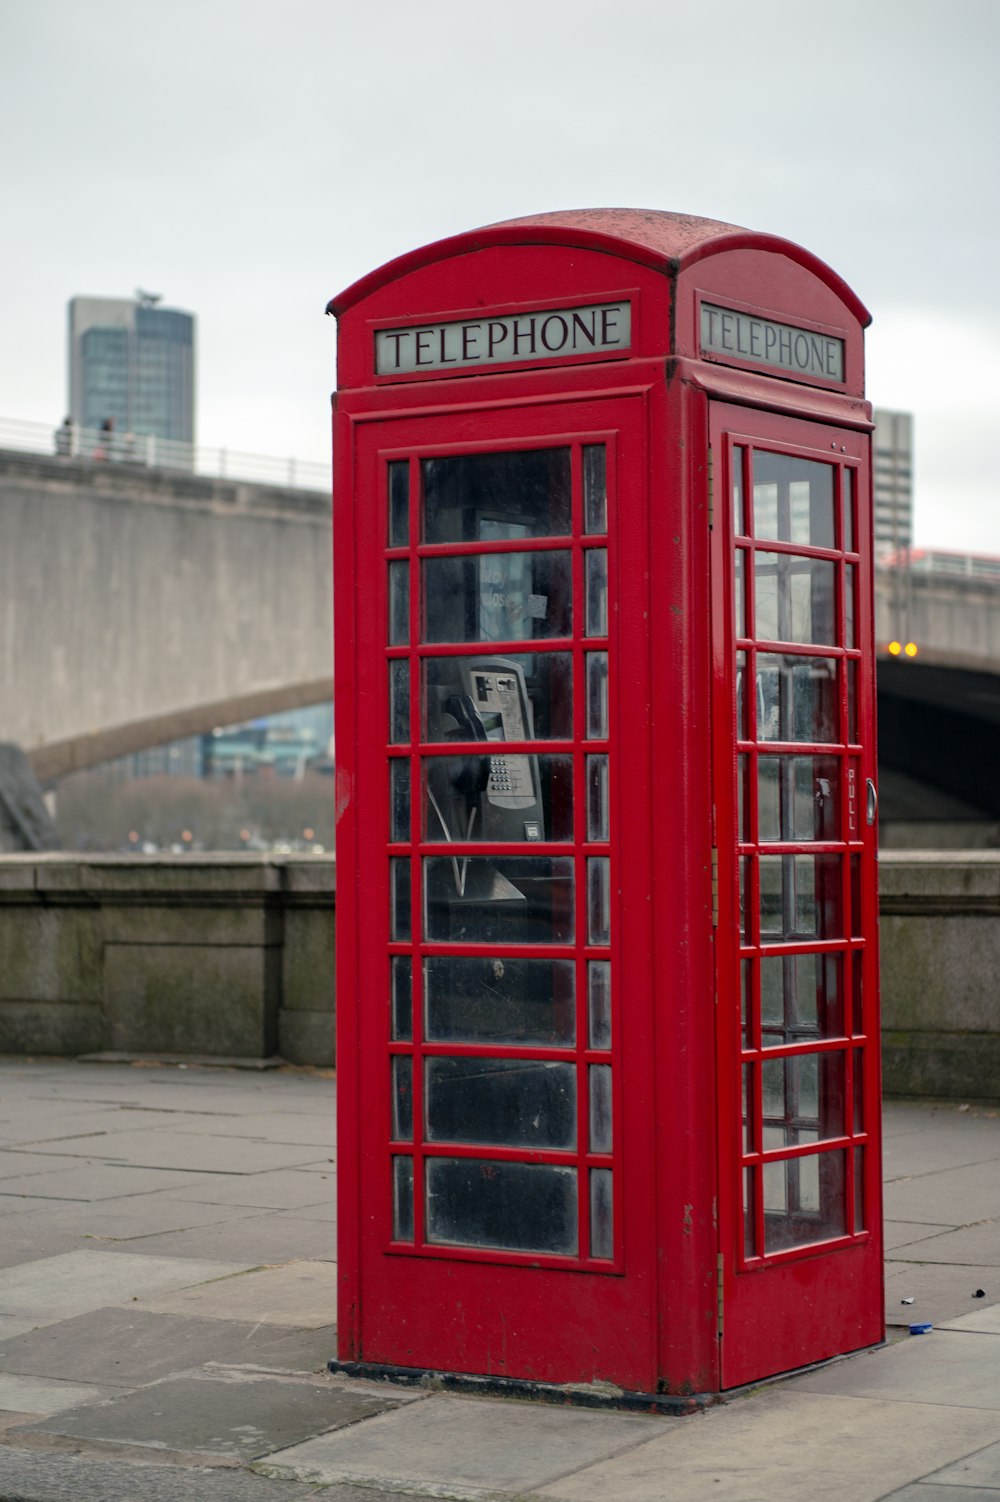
xmin=329 ymin=209 xmax=883 ymax=1403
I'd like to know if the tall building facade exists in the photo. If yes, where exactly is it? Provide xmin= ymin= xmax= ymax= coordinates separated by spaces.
xmin=873 ymin=408 xmax=913 ymax=561
xmin=68 ymin=294 xmax=195 ymax=445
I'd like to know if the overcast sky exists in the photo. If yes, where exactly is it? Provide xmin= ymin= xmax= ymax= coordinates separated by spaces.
xmin=2 ymin=0 xmax=998 ymax=550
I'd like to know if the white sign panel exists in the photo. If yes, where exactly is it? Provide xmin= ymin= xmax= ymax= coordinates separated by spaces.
xmin=700 ymin=303 xmax=844 ymax=382
xmin=376 ymin=301 xmax=631 ymax=376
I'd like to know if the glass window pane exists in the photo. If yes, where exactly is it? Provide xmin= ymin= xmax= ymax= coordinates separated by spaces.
xmin=586 ymin=652 xmax=609 ymax=739
xmin=733 ymin=446 xmax=746 ymax=535
xmin=755 ymin=555 xmax=836 ymax=645
xmin=388 ymin=460 xmax=409 ymax=548
xmin=589 ymin=1064 xmax=613 ymax=1152
xmin=762 ymin=1051 xmax=845 ymax=1146
xmin=393 ymin=1155 xmax=414 ymax=1241
xmin=590 ymin=1168 xmax=613 ymax=1259
xmin=424 ymin=753 xmax=571 ymax=844
xmin=426 ymin=1157 xmax=578 ymax=1255
xmin=390 ymin=758 xmax=410 ymax=843
xmin=388 ymin=560 xmax=409 ymax=645
xmin=761 ymin=953 xmax=843 ymax=1047
xmin=844 ymin=564 xmax=856 ymax=648
xmin=426 ymin=1057 xmax=576 ymax=1148
xmin=843 ymin=469 xmax=855 ymax=553
xmin=422 ymin=448 xmax=572 ymax=543
xmin=424 ymin=955 xmax=575 ymax=1045
xmin=753 ymin=452 xmax=835 ymax=548
xmin=423 ymin=652 xmax=572 ymax=742
xmin=424 ymin=856 xmax=574 ymax=944
xmin=587 ymin=755 xmax=609 ymax=842
xmin=585 ymin=549 xmax=608 ymax=637
xmin=759 ymin=853 xmax=843 ymax=943
xmin=588 ymin=959 xmax=612 ymax=1048
xmin=736 ymin=650 xmax=748 ymax=738
xmin=763 ymin=1150 xmax=846 ymax=1252
xmin=756 ymin=655 xmax=839 ymax=743
xmin=757 ymin=755 xmax=840 ymax=842
xmin=389 ymin=659 xmax=410 ymax=745
xmin=583 ymin=445 xmax=607 ymax=534
xmin=735 ymin=549 xmax=746 ymax=637
xmin=390 ymin=857 xmax=411 ymax=941
xmin=391 ymin=1056 xmax=413 ymax=1140
xmin=391 ymin=956 xmax=412 ymax=1041
xmin=423 ymin=552 xmax=572 ymax=644
xmin=588 ymin=856 xmax=611 ymax=945
xmin=743 ymin=1167 xmax=756 ymax=1259
xmin=854 ymin=1145 xmax=865 ymax=1232
xmin=847 ymin=660 xmax=858 ymax=743
xmin=851 ymin=950 xmax=864 ymax=1034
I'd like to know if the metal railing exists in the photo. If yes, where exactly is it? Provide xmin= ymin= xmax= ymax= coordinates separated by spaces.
xmin=0 ymin=415 xmax=329 ymax=493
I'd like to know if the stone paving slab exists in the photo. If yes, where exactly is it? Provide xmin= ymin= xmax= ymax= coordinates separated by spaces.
xmin=883 ymin=1125 xmax=1000 ymax=1178
xmin=9 ymin=1372 xmax=399 ymax=1466
xmin=0 ymin=1445 xmax=388 ymax=1500
xmin=160 ymin=1172 xmax=332 ymax=1211
xmin=0 ymin=1374 xmax=120 ymax=1417
xmin=885 ymin=1219 xmax=957 ymax=1250
xmin=138 ymin=1261 xmax=338 ymax=1327
xmin=884 ymin=1259 xmax=1000 ymax=1325
xmin=885 ymin=1220 xmax=1000 ymax=1266
xmin=0 ymin=1309 xmax=324 ymax=1386
xmin=259 ymin=1393 xmax=661 ymax=1496
xmin=208 ymin=1325 xmax=340 ymax=1378
xmin=0 ymin=1251 xmax=257 ymax=1325
xmin=942 ymin=1304 xmax=1000 ymax=1333
xmin=788 ymin=1329 xmax=1000 ymax=1408
xmin=21 ymin=1130 xmax=330 ymax=1176
xmin=158 ymin=1114 xmax=335 ymax=1148
xmin=884 ymin=1161 xmax=1000 ymax=1225
xmin=926 ymin=1435 xmax=1000 ymax=1486
xmin=113 ymin=1210 xmax=336 ymax=1263
xmin=8 ymin=1194 xmax=261 ymax=1244
xmin=0 ymin=1162 xmax=234 ymax=1203
xmin=534 ymin=1392 xmax=1000 ymax=1502
xmin=0 ymin=1151 xmax=87 ymax=1182
xmin=883 ymin=1487 xmax=1000 ymax=1501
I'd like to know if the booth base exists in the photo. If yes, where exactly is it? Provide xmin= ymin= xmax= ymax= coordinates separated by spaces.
xmin=327 ymin=1359 xmax=719 ymax=1416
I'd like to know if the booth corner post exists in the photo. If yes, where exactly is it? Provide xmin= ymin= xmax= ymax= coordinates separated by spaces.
xmin=329 ymin=208 xmax=882 ymax=1399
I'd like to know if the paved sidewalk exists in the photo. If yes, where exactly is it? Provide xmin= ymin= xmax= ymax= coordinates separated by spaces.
xmin=0 ymin=1059 xmax=998 ymax=1502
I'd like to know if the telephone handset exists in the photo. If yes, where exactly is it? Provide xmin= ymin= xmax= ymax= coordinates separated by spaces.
xmin=426 ymin=657 xmax=544 ymax=849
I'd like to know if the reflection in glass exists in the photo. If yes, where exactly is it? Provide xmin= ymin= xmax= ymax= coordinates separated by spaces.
xmin=585 ymin=549 xmax=609 ymax=637
xmin=584 ymin=445 xmax=607 ymax=534
xmin=851 ymin=854 xmax=862 ymax=936
xmin=589 ymin=1065 xmax=613 ymax=1152
xmin=390 ymin=858 xmax=411 ymax=941
xmin=854 ymin=1145 xmax=865 ymax=1231
xmin=853 ymin=1049 xmax=864 ymax=1133
xmin=738 ymin=754 xmax=750 ymax=842
xmin=424 ymin=856 xmax=574 ymax=944
xmin=588 ymin=960 xmax=612 ymax=1048
xmin=388 ymin=561 xmax=409 ymax=646
xmin=757 ymin=755 xmax=840 ymax=842
xmin=424 ymin=955 xmax=575 ymax=1046
xmin=390 ymin=758 xmax=410 ymax=843
xmin=590 ymin=1169 xmax=613 ymax=1259
xmin=736 ymin=650 xmax=747 ymax=738
xmin=741 ymin=959 xmax=751 ymax=1047
xmin=587 ymin=755 xmax=609 ymax=842
xmin=388 ymin=460 xmax=409 ymax=548
xmin=754 ymin=555 xmax=836 ymax=645
xmin=743 ymin=1062 xmax=754 ymax=1152
xmin=845 ymin=564 xmax=856 ymax=648
xmin=843 ymin=469 xmax=855 ymax=553
xmin=391 ymin=1056 xmax=413 ymax=1140
xmin=739 ymin=855 xmax=750 ymax=942
xmin=852 ymin=950 xmax=864 ymax=1035
xmin=847 ymin=659 xmax=858 ymax=743
xmin=586 ymin=653 xmax=609 ymax=739
xmin=426 ymin=1157 xmax=578 ymax=1255
xmin=588 ymin=857 xmax=611 ymax=945
xmin=757 ymin=655 xmax=838 ymax=743
xmin=423 ymin=754 xmax=572 ymax=844
xmin=763 ymin=1150 xmax=845 ymax=1252
xmin=425 ymin=1057 xmax=576 ymax=1148
xmin=759 ymin=853 xmax=842 ymax=943
xmin=423 ymin=653 xmax=572 ymax=742
xmin=744 ymin=1167 xmax=756 ymax=1258
xmin=753 ymin=452 xmax=835 ymax=548
xmin=391 ymin=956 xmax=412 ymax=1041
xmin=735 ymin=549 xmax=746 ymax=637
xmin=389 ymin=660 xmax=410 ymax=744
xmin=422 ymin=448 xmax=572 ymax=544
xmin=393 ymin=1155 xmax=414 ymax=1240
xmin=423 ymin=551 xmax=572 ymax=645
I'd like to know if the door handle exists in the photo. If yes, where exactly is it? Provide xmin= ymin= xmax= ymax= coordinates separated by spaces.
xmin=866 ymin=778 xmax=878 ymax=826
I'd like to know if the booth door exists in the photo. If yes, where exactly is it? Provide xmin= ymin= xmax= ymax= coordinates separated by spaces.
xmin=343 ymin=392 xmax=661 ymax=1389
xmin=710 ymin=402 xmax=883 ymax=1388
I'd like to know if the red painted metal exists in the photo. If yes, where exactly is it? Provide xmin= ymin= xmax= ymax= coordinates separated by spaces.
xmin=330 ymin=211 xmax=882 ymax=1397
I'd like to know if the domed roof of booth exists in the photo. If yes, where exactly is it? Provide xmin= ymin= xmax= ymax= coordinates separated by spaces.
xmin=327 ymin=207 xmax=869 ymax=324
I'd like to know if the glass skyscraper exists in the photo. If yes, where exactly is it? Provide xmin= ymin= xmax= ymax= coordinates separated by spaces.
xmin=68 ymin=294 xmax=195 ymax=446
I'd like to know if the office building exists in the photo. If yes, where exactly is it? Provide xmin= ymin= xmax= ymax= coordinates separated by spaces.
xmin=68 ymin=293 xmax=195 ymax=446
xmin=873 ymin=408 xmax=913 ymax=561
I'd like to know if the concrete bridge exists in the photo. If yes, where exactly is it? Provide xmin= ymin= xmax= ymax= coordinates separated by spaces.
xmin=0 ymin=447 xmax=333 ymax=781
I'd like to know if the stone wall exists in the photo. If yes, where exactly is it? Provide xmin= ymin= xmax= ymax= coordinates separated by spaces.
xmin=0 ymin=854 xmax=334 ymax=1066
xmin=0 ymin=851 xmax=998 ymax=1099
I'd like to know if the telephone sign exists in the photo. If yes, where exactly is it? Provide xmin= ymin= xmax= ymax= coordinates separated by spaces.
xmin=329 ymin=208 xmax=883 ymax=1404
